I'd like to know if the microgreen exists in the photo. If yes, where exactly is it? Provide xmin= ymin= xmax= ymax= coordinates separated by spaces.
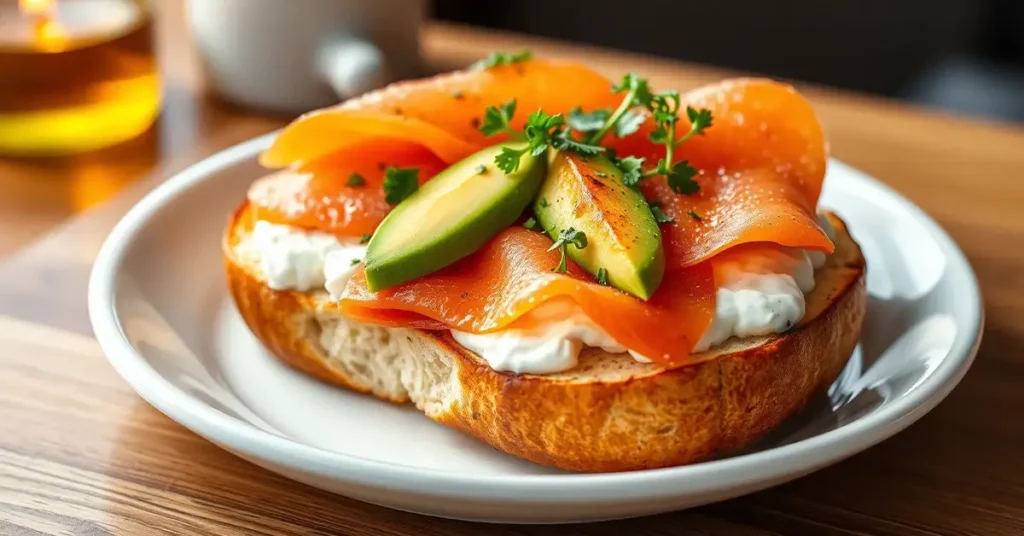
xmin=547 ymin=227 xmax=588 ymax=273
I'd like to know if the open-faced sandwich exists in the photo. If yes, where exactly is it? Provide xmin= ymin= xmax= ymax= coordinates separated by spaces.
xmin=224 ymin=51 xmax=866 ymax=472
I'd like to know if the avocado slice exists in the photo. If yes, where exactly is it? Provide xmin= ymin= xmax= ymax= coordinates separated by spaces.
xmin=534 ymin=152 xmax=665 ymax=300
xmin=364 ymin=142 xmax=547 ymax=291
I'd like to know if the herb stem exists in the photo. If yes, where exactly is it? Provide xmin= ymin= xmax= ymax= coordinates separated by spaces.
xmin=675 ymin=115 xmax=705 ymax=147
xmin=587 ymin=87 xmax=638 ymax=145
xmin=504 ymin=126 xmax=524 ymax=140
xmin=641 ymin=94 xmax=681 ymax=179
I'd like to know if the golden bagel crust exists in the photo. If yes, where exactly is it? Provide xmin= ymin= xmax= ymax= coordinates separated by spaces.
xmin=224 ymin=203 xmax=866 ymax=472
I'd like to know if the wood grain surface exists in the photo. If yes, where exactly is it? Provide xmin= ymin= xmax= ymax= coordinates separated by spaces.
xmin=1 ymin=0 xmax=1023 ymax=534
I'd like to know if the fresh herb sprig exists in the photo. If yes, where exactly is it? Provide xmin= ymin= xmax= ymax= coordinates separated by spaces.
xmin=569 ymin=73 xmax=713 ymax=196
xmin=586 ymin=73 xmax=653 ymax=145
xmin=480 ymin=101 xmax=604 ymax=173
xmin=471 ymin=50 xmax=533 ymax=71
xmin=616 ymin=97 xmax=713 ymax=194
xmin=547 ymin=227 xmax=588 ymax=273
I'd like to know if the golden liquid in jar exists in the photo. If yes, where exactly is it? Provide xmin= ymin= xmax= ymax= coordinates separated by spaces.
xmin=0 ymin=0 xmax=159 ymax=156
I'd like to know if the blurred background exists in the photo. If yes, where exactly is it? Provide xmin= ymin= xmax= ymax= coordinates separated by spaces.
xmin=0 ymin=0 xmax=1020 ymax=260
xmin=435 ymin=0 xmax=1024 ymax=123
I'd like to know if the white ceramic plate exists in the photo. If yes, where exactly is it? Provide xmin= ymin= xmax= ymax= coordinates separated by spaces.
xmin=89 ymin=133 xmax=983 ymax=524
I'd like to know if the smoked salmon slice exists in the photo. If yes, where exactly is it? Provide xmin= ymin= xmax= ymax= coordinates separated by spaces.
xmin=259 ymin=59 xmax=622 ymax=168
xmin=249 ymin=138 xmax=448 ymax=237
xmin=339 ymin=227 xmax=716 ymax=363
xmin=608 ymin=78 xmax=833 ymax=269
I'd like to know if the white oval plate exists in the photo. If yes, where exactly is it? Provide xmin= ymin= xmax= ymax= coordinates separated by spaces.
xmin=89 ymin=133 xmax=983 ymax=524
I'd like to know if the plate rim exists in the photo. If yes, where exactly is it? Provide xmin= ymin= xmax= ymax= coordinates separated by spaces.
xmin=87 ymin=132 xmax=984 ymax=503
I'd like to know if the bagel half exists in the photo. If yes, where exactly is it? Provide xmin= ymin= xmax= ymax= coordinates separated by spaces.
xmin=224 ymin=203 xmax=866 ymax=472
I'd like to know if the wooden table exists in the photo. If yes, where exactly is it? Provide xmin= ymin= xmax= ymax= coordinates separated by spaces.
xmin=2 ymin=3 xmax=1023 ymax=535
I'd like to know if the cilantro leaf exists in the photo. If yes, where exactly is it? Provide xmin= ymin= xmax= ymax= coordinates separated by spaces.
xmin=650 ymin=205 xmax=675 ymax=224
xmin=567 ymin=107 xmax=611 ymax=132
xmin=524 ymin=109 xmax=564 ymax=135
xmin=612 ymin=73 xmax=654 ymax=108
xmin=547 ymin=227 xmax=588 ymax=273
xmin=667 ymin=161 xmax=700 ymax=195
xmin=688 ymin=210 xmax=703 ymax=222
xmin=686 ymin=106 xmax=714 ymax=135
xmin=470 ymin=50 xmax=533 ymax=71
xmin=647 ymin=124 xmax=669 ymax=144
xmin=350 ymin=258 xmax=362 ymax=266
xmin=615 ymin=110 xmax=645 ymax=138
xmin=596 ymin=267 xmax=609 ymax=286
xmin=480 ymin=99 xmax=517 ymax=136
xmin=494 ymin=147 xmax=529 ymax=174
xmin=615 ymin=156 xmax=646 ymax=187
xmin=382 ymin=167 xmax=419 ymax=204
xmin=347 ymin=173 xmax=366 ymax=187
xmin=522 ymin=216 xmax=541 ymax=231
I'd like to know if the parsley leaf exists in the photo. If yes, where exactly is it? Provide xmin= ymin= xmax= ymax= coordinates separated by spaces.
xmin=522 ymin=216 xmax=541 ymax=231
xmin=615 ymin=156 xmax=646 ymax=187
xmin=382 ymin=167 xmax=419 ymax=205
xmin=596 ymin=267 xmax=610 ymax=286
xmin=686 ymin=106 xmax=714 ymax=135
xmin=359 ymin=233 xmax=372 ymax=244
xmin=547 ymin=227 xmax=588 ymax=273
xmin=648 ymin=124 xmax=669 ymax=144
xmin=688 ymin=210 xmax=703 ymax=222
xmin=615 ymin=110 xmax=645 ymax=138
xmin=667 ymin=161 xmax=700 ymax=195
xmin=567 ymin=107 xmax=611 ymax=132
xmin=494 ymin=147 xmax=529 ymax=174
xmin=650 ymin=205 xmax=675 ymax=224
xmin=480 ymin=99 xmax=517 ymax=136
xmin=612 ymin=73 xmax=654 ymax=108
xmin=470 ymin=50 xmax=533 ymax=71
xmin=524 ymin=109 xmax=564 ymax=136
xmin=346 ymin=173 xmax=366 ymax=187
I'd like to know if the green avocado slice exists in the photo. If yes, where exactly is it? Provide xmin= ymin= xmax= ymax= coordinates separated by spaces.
xmin=534 ymin=151 xmax=665 ymax=300
xmin=364 ymin=142 xmax=547 ymax=291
